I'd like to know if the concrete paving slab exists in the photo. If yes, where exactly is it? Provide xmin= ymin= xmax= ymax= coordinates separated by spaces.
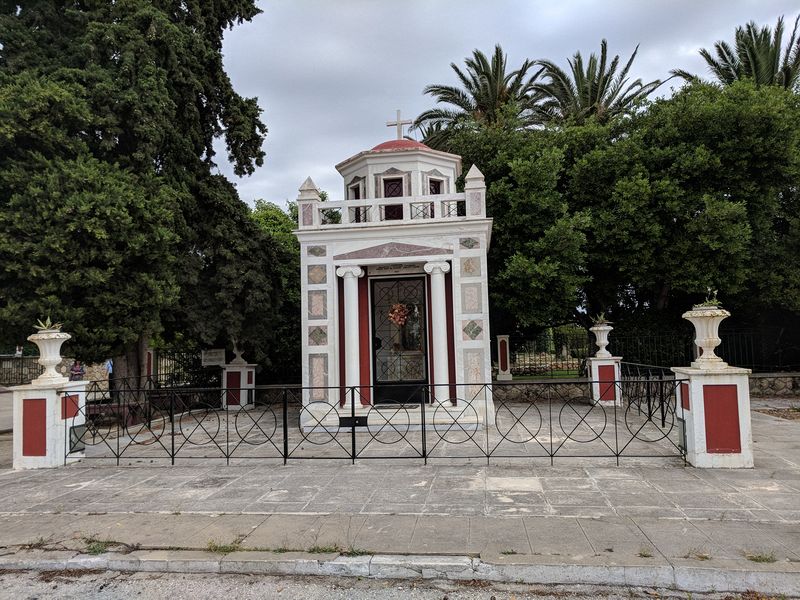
xmin=523 ymin=517 xmax=595 ymax=558
xmin=408 ymin=515 xmax=470 ymax=554
xmin=352 ymin=514 xmax=418 ymax=553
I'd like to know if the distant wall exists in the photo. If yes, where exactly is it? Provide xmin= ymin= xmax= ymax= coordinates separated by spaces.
xmin=749 ymin=373 xmax=800 ymax=398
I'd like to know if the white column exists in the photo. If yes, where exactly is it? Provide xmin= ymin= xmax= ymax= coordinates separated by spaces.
xmin=424 ymin=261 xmax=451 ymax=402
xmin=336 ymin=266 xmax=364 ymax=399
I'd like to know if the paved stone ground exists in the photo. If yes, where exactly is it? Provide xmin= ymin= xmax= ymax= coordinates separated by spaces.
xmin=0 ymin=399 xmax=798 ymax=594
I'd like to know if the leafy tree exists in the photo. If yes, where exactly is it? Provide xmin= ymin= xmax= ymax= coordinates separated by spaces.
xmin=533 ymin=40 xmax=662 ymax=124
xmin=0 ymin=2 xmax=283 ymax=378
xmin=447 ymin=126 xmax=587 ymax=332
xmin=413 ymin=44 xmax=541 ymax=149
xmin=673 ymin=15 xmax=800 ymax=90
xmin=565 ymin=81 xmax=800 ymax=323
xmin=251 ymin=200 xmax=301 ymax=382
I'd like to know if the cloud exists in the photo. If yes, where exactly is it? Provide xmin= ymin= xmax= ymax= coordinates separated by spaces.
xmin=216 ymin=0 xmax=800 ymax=208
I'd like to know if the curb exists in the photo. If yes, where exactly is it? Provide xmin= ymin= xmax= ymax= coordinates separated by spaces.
xmin=0 ymin=550 xmax=798 ymax=595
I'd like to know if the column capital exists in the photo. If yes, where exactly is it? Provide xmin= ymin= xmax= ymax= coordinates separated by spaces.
xmin=336 ymin=265 xmax=364 ymax=279
xmin=424 ymin=260 xmax=451 ymax=275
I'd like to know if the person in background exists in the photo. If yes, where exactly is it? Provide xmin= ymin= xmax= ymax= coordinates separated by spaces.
xmin=14 ymin=345 xmax=23 ymax=357
xmin=104 ymin=358 xmax=114 ymax=395
xmin=69 ymin=360 xmax=85 ymax=381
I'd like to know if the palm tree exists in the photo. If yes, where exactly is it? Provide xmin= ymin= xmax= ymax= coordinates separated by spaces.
xmin=532 ymin=40 xmax=663 ymax=124
xmin=673 ymin=15 xmax=800 ymax=90
xmin=413 ymin=44 xmax=542 ymax=148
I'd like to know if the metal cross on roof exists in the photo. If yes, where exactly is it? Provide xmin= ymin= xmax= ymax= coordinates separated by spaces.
xmin=386 ymin=109 xmax=413 ymax=140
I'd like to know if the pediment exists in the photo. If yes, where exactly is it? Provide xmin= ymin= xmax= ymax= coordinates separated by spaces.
xmin=333 ymin=242 xmax=452 ymax=261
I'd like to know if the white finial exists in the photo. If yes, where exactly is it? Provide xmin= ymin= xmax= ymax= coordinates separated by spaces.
xmin=297 ymin=177 xmax=321 ymax=201
xmin=386 ymin=109 xmax=413 ymax=140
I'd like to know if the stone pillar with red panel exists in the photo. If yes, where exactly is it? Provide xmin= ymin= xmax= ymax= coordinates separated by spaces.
xmin=587 ymin=323 xmax=622 ymax=406
xmin=12 ymin=328 xmax=87 ymax=469
xmin=672 ymin=305 xmax=754 ymax=468
xmin=496 ymin=335 xmax=512 ymax=381
xmin=221 ymin=346 xmax=256 ymax=410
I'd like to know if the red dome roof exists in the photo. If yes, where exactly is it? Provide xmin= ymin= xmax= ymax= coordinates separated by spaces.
xmin=371 ymin=139 xmax=430 ymax=152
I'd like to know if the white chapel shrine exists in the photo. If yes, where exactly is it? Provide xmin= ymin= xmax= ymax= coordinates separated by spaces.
xmin=294 ymin=114 xmax=494 ymax=428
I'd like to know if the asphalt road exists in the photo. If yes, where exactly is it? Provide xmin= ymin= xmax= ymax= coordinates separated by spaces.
xmin=0 ymin=571 xmax=768 ymax=600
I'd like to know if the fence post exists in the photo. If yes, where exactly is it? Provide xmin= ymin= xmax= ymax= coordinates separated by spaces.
xmin=282 ymin=387 xmax=289 ymax=465
xmin=672 ymin=306 xmax=754 ymax=468
xmin=496 ymin=335 xmax=512 ymax=381
xmin=350 ymin=387 xmax=356 ymax=464
xmin=588 ymin=324 xmax=622 ymax=406
xmin=11 ymin=329 xmax=88 ymax=470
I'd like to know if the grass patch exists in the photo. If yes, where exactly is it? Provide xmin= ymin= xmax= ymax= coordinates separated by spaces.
xmin=83 ymin=537 xmax=112 ymax=556
xmin=206 ymin=540 xmax=242 ymax=555
xmin=684 ymin=549 xmax=711 ymax=561
xmin=341 ymin=547 xmax=370 ymax=557
xmin=746 ymin=552 xmax=777 ymax=564
xmin=638 ymin=548 xmax=653 ymax=558
xmin=308 ymin=544 xmax=341 ymax=554
xmin=500 ymin=549 xmax=518 ymax=555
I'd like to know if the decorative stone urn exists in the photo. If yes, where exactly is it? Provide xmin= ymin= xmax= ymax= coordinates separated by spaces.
xmin=229 ymin=339 xmax=247 ymax=365
xmin=683 ymin=306 xmax=730 ymax=369
xmin=27 ymin=329 xmax=71 ymax=383
xmin=589 ymin=324 xmax=613 ymax=358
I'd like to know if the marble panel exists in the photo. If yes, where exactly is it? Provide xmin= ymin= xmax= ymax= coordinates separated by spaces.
xmin=308 ymin=326 xmax=328 ymax=346
xmin=309 ymin=354 xmax=329 ymax=401
xmin=461 ymin=283 xmax=482 ymax=314
xmin=460 ymin=257 xmax=481 ymax=278
xmin=307 ymin=265 xmax=327 ymax=285
xmin=308 ymin=290 xmax=327 ymax=320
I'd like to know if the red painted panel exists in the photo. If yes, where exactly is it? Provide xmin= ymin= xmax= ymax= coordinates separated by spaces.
xmin=445 ymin=271 xmax=456 ymax=402
xmin=247 ymin=370 xmax=253 ymax=385
xmin=499 ymin=340 xmax=508 ymax=372
xmin=23 ymin=398 xmax=47 ymax=457
xmin=680 ymin=383 xmax=690 ymax=411
xmin=358 ymin=276 xmax=371 ymax=405
xmin=61 ymin=394 xmax=79 ymax=420
xmin=598 ymin=365 xmax=616 ymax=402
xmin=703 ymin=384 xmax=741 ymax=453
xmin=226 ymin=371 xmax=241 ymax=406
xmin=338 ymin=278 xmax=346 ymax=407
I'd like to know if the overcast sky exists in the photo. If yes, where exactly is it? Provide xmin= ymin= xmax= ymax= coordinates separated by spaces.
xmin=217 ymin=0 xmax=800 ymax=208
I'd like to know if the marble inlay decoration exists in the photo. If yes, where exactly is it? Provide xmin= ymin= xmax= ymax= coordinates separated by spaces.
xmin=308 ymin=290 xmax=327 ymax=319
xmin=464 ymin=349 xmax=484 ymax=383
xmin=461 ymin=283 xmax=483 ymax=314
xmin=308 ymin=326 xmax=328 ymax=346
xmin=460 ymin=257 xmax=481 ymax=278
xmin=467 ymin=191 xmax=482 ymax=216
xmin=307 ymin=265 xmax=327 ymax=285
xmin=334 ymin=242 xmax=451 ymax=261
xmin=307 ymin=245 xmax=327 ymax=257
xmin=309 ymin=353 xmax=328 ymax=401
xmin=460 ymin=237 xmax=479 ymax=249
xmin=462 ymin=320 xmax=484 ymax=341
xmin=301 ymin=203 xmax=314 ymax=226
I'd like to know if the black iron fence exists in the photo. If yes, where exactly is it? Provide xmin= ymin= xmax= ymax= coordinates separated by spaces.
xmin=63 ymin=378 xmax=686 ymax=466
xmin=508 ymin=327 xmax=799 ymax=376
xmin=508 ymin=330 xmax=591 ymax=377
xmin=0 ymin=356 xmax=43 ymax=386
xmin=152 ymin=348 xmax=219 ymax=388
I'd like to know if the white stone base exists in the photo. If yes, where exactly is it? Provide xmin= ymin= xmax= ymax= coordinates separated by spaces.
xmin=587 ymin=357 xmax=622 ymax=407
xmin=671 ymin=366 xmax=753 ymax=468
xmin=12 ymin=379 xmax=87 ymax=470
